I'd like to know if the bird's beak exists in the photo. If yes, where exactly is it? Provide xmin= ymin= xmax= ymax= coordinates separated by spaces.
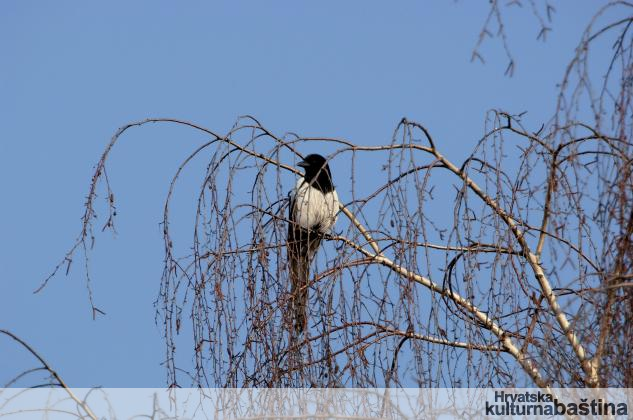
xmin=298 ymin=160 xmax=309 ymax=168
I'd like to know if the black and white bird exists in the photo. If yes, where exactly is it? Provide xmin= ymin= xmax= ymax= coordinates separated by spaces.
xmin=287 ymin=154 xmax=339 ymax=333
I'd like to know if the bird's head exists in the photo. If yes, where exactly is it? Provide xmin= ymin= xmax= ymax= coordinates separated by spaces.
xmin=298 ymin=154 xmax=334 ymax=192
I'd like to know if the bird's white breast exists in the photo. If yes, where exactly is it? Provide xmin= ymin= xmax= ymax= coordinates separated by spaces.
xmin=293 ymin=179 xmax=339 ymax=232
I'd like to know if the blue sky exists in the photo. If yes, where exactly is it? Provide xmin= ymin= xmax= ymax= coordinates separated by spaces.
xmin=1 ymin=1 xmax=609 ymax=387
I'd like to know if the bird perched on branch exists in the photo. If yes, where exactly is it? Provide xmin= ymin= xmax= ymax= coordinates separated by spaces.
xmin=288 ymin=154 xmax=339 ymax=334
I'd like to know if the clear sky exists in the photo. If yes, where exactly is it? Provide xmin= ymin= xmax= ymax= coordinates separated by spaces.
xmin=1 ymin=1 xmax=610 ymax=387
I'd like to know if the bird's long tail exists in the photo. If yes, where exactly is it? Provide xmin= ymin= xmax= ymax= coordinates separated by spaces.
xmin=288 ymin=227 xmax=321 ymax=334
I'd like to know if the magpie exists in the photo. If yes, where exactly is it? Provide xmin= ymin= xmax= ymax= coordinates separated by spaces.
xmin=287 ymin=154 xmax=339 ymax=333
